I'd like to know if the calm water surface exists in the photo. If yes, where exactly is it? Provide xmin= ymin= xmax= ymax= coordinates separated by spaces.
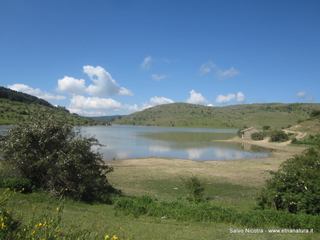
xmin=78 ymin=125 xmax=270 ymax=161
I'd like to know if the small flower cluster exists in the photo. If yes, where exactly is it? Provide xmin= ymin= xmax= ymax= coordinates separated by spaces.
xmin=104 ymin=234 xmax=120 ymax=240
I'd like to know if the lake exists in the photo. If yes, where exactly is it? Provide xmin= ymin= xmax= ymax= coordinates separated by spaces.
xmin=0 ymin=125 xmax=270 ymax=161
xmin=79 ymin=125 xmax=270 ymax=161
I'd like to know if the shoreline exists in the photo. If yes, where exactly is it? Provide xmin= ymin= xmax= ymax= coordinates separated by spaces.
xmin=107 ymin=139 xmax=306 ymax=190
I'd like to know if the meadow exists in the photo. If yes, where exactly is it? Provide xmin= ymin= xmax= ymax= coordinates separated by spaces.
xmin=2 ymin=143 xmax=319 ymax=240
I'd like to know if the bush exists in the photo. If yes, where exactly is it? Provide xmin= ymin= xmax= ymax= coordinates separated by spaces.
xmin=269 ymin=130 xmax=289 ymax=142
xmin=251 ymin=132 xmax=264 ymax=141
xmin=257 ymin=147 xmax=320 ymax=215
xmin=0 ymin=177 xmax=33 ymax=193
xmin=0 ymin=114 xmax=117 ymax=202
xmin=184 ymin=177 xmax=205 ymax=202
xmin=262 ymin=126 xmax=271 ymax=131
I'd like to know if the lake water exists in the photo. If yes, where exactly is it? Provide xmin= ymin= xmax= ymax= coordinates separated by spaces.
xmin=78 ymin=125 xmax=270 ymax=161
xmin=0 ymin=125 xmax=270 ymax=161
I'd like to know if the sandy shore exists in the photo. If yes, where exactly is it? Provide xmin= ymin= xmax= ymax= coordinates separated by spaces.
xmin=108 ymin=138 xmax=306 ymax=192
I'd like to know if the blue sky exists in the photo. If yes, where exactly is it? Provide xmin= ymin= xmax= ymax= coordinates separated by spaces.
xmin=0 ymin=0 xmax=319 ymax=116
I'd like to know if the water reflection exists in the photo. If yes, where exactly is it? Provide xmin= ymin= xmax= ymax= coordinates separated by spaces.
xmin=0 ymin=125 xmax=270 ymax=161
xmin=79 ymin=125 xmax=270 ymax=161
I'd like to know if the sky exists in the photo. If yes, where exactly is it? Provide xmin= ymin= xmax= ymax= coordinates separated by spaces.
xmin=0 ymin=0 xmax=320 ymax=116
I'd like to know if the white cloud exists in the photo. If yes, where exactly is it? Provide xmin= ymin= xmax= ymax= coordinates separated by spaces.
xmin=149 ymin=96 xmax=174 ymax=105
xmin=141 ymin=56 xmax=152 ymax=70
xmin=296 ymin=91 xmax=306 ymax=98
xmin=69 ymin=95 xmax=122 ymax=110
xmin=151 ymin=74 xmax=167 ymax=81
xmin=57 ymin=76 xmax=86 ymax=94
xmin=207 ymin=103 xmax=214 ymax=107
xmin=83 ymin=65 xmax=132 ymax=97
xmin=217 ymin=67 xmax=239 ymax=79
xmin=200 ymin=61 xmax=239 ymax=79
xmin=186 ymin=89 xmax=207 ymax=105
xmin=216 ymin=92 xmax=245 ymax=104
xmin=68 ymin=95 xmax=123 ymax=116
xmin=200 ymin=61 xmax=215 ymax=75
xmin=57 ymin=65 xmax=132 ymax=97
xmin=141 ymin=96 xmax=174 ymax=110
xmin=8 ymin=83 xmax=65 ymax=101
xmin=236 ymin=92 xmax=245 ymax=102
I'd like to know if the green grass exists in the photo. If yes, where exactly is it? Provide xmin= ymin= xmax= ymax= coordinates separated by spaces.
xmin=3 ymin=190 xmax=320 ymax=240
xmin=0 ymin=98 xmax=95 ymax=125
xmin=114 ymin=102 xmax=320 ymax=129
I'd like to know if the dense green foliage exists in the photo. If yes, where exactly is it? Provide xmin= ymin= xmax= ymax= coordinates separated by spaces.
xmin=258 ymin=147 xmax=320 ymax=215
xmin=0 ymin=177 xmax=33 ymax=193
xmin=0 ymin=115 xmax=117 ymax=202
xmin=114 ymin=102 xmax=320 ymax=129
xmin=114 ymin=196 xmax=320 ymax=231
xmin=269 ymin=130 xmax=289 ymax=142
xmin=251 ymin=132 xmax=265 ymax=141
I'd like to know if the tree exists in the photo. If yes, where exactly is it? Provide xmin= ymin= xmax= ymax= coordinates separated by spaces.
xmin=257 ymin=147 xmax=320 ymax=214
xmin=0 ymin=114 xmax=117 ymax=202
xmin=269 ymin=130 xmax=289 ymax=142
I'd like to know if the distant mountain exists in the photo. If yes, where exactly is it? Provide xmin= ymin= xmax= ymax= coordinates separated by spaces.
xmin=0 ymin=86 xmax=95 ymax=125
xmin=89 ymin=115 xmax=124 ymax=122
xmin=113 ymin=102 xmax=320 ymax=129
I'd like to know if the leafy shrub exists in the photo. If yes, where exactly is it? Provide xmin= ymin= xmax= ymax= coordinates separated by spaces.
xmin=251 ymin=132 xmax=264 ymax=141
xmin=184 ymin=177 xmax=205 ymax=202
xmin=269 ymin=130 xmax=289 ymax=142
xmin=257 ymin=147 xmax=320 ymax=215
xmin=0 ymin=177 xmax=33 ymax=193
xmin=0 ymin=114 xmax=117 ymax=202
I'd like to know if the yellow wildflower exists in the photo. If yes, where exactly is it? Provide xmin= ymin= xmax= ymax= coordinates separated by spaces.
xmin=104 ymin=234 xmax=110 ymax=240
xmin=111 ymin=235 xmax=119 ymax=240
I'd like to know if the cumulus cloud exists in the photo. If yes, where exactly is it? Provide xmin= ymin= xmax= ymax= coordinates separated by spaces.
xmin=57 ymin=76 xmax=86 ymax=94
xmin=57 ymin=65 xmax=132 ymax=97
xmin=186 ymin=90 xmax=207 ymax=105
xmin=8 ymin=83 xmax=65 ymax=101
xmin=151 ymin=74 xmax=167 ymax=81
xmin=141 ymin=56 xmax=152 ymax=70
xmin=68 ymin=95 xmax=123 ymax=116
xmin=199 ymin=61 xmax=239 ymax=79
xmin=216 ymin=92 xmax=245 ymax=104
xmin=84 ymin=65 xmax=132 ymax=97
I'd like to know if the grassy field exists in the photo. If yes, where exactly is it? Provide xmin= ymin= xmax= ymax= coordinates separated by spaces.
xmin=114 ymin=102 xmax=320 ymax=129
xmin=3 ymin=143 xmax=319 ymax=240
xmin=0 ymin=98 xmax=95 ymax=125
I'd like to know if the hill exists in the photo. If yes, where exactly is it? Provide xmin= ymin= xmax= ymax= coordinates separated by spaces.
xmin=113 ymin=102 xmax=320 ymax=129
xmin=0 ymin=86 xmax=95 ymax=125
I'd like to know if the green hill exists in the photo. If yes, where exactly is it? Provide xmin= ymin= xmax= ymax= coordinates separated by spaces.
xmin=0 ymin=86 xmax=95 ymax=125
xmin=114 ymin=102 xmax=320 ymax=129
